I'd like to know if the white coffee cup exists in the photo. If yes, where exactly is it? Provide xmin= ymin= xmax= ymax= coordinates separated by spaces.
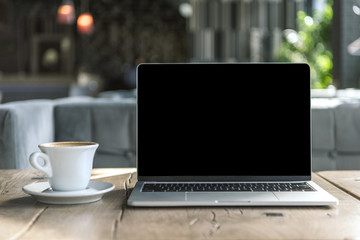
xmin=29 ymin=141 xmax=99 ymax=191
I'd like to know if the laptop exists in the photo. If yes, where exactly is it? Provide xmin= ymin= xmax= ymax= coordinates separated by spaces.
xmin=127 ymin=62 xmax=339 ymax=207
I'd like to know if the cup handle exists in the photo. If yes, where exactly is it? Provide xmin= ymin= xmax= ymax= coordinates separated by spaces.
xmin=29 ymin=152 xmax=53 ymax=178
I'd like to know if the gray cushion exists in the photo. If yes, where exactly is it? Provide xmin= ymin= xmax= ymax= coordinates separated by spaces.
xmin=334 ymin=153 xmax=360 ymax=170
xmin=312 ymin=107 xmax=335 ymax=151
xmin=54 ymin=98 xmax=136 ymax=167
xmin=311 ymin=98 xmax=341 ymax=151
xmin=334 ymin=102 xmax=360 ymax=152
xmin=312 ymin=150 xmax=336 ymax=171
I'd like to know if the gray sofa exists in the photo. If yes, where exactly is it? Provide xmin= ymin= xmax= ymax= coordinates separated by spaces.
xmin=0 ymin=96 xmax=136 ymax=169
xmin=312 ymin=98 xmax=360 ymax=171
xmin=2 ymin=92 xmax=360 ymax=171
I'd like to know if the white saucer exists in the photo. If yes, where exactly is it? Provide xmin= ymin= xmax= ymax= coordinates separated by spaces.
xmin=23 ymin=181 xmax=115 ymax=205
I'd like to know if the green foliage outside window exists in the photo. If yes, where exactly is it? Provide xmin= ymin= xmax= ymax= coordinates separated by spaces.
xmin=277 ymin=1 xmax=333 ymax=89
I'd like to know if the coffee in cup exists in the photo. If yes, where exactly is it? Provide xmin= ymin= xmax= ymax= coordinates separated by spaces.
xmin=29 ymin=141 xmax=99 ymax=191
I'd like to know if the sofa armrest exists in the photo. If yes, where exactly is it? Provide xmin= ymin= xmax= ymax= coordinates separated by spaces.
xmin=0 ymin=100 xmax=55 ymax=169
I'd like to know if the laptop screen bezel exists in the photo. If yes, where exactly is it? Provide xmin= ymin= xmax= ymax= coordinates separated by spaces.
xmin=136 ymin=62 xmax=312 ymax=182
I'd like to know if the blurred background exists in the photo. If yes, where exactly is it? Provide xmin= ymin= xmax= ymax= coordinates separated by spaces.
xmin=0 ymin=0 xmax=359 ymax=103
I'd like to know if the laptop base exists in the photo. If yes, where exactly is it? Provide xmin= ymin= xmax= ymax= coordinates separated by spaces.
xmin=128 ymin=181 xmax=338 ymax=207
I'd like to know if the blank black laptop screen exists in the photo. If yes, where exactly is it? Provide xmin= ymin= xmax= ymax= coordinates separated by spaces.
xmin=137 ymin=63 xmax=311 ymax=181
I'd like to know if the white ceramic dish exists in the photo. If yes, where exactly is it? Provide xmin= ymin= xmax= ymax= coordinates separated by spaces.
xmin=23 ymin=181 xmax=115 ymax=204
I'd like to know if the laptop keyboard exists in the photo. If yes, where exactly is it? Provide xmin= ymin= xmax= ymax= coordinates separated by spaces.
xmin=141 ymin=182 xmax=316 ymax=192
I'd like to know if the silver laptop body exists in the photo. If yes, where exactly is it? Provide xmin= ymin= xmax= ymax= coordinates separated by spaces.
xmin=127 ymin=63 xmax=338 ymax=207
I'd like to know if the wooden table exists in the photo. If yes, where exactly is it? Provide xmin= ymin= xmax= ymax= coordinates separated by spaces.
xmin=1 ymin=169 xmax=360 ymax=240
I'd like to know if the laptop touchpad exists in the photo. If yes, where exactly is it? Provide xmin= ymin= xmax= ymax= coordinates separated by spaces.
xmin=186 ymin=192 xmax=278 ymax=202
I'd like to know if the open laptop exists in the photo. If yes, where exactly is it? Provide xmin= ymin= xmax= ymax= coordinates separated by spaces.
xmin=127 ymin=62 xmax=339 ymax=207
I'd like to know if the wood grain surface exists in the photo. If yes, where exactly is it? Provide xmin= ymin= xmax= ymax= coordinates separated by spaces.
xmin=1 ymin=169 xmax=360 ymax=240
xmin=317 ymin=170 xmax=360 ymax=201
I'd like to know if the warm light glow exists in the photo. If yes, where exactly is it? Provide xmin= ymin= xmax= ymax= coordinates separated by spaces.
xmin=59 ymin=5 xmax=73 ymax=15
xmin=78 ymin=14 xmax=93 ymax=26
xmin=77 ymin=13 xmax=94 ymax=34
xmin=57 ymin=4 xmax=75 ymax=24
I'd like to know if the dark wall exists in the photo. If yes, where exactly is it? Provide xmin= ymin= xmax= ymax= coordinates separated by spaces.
xmin=0 ymin=0 xmax=188 ymax=90
xmin=78 ymin=0 xmax=188 ymax=90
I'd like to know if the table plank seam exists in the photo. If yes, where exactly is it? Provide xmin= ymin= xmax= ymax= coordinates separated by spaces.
xmin=9 ymin=207 xmax=48 ymax=240
xmin=111 ymin=218 xmax=119 ymax=240
xmin=0 ymin=181 xmax=8 ymax=195
xmin=209 ymin=210 xmax=221 ymax=237
xmin=124 ymin=171 xmax=135 ymax=199
xmin=317 ymin=173 xmax=360 ymax=201
xmin=112 ymin=172 xmax=134 ymax=240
